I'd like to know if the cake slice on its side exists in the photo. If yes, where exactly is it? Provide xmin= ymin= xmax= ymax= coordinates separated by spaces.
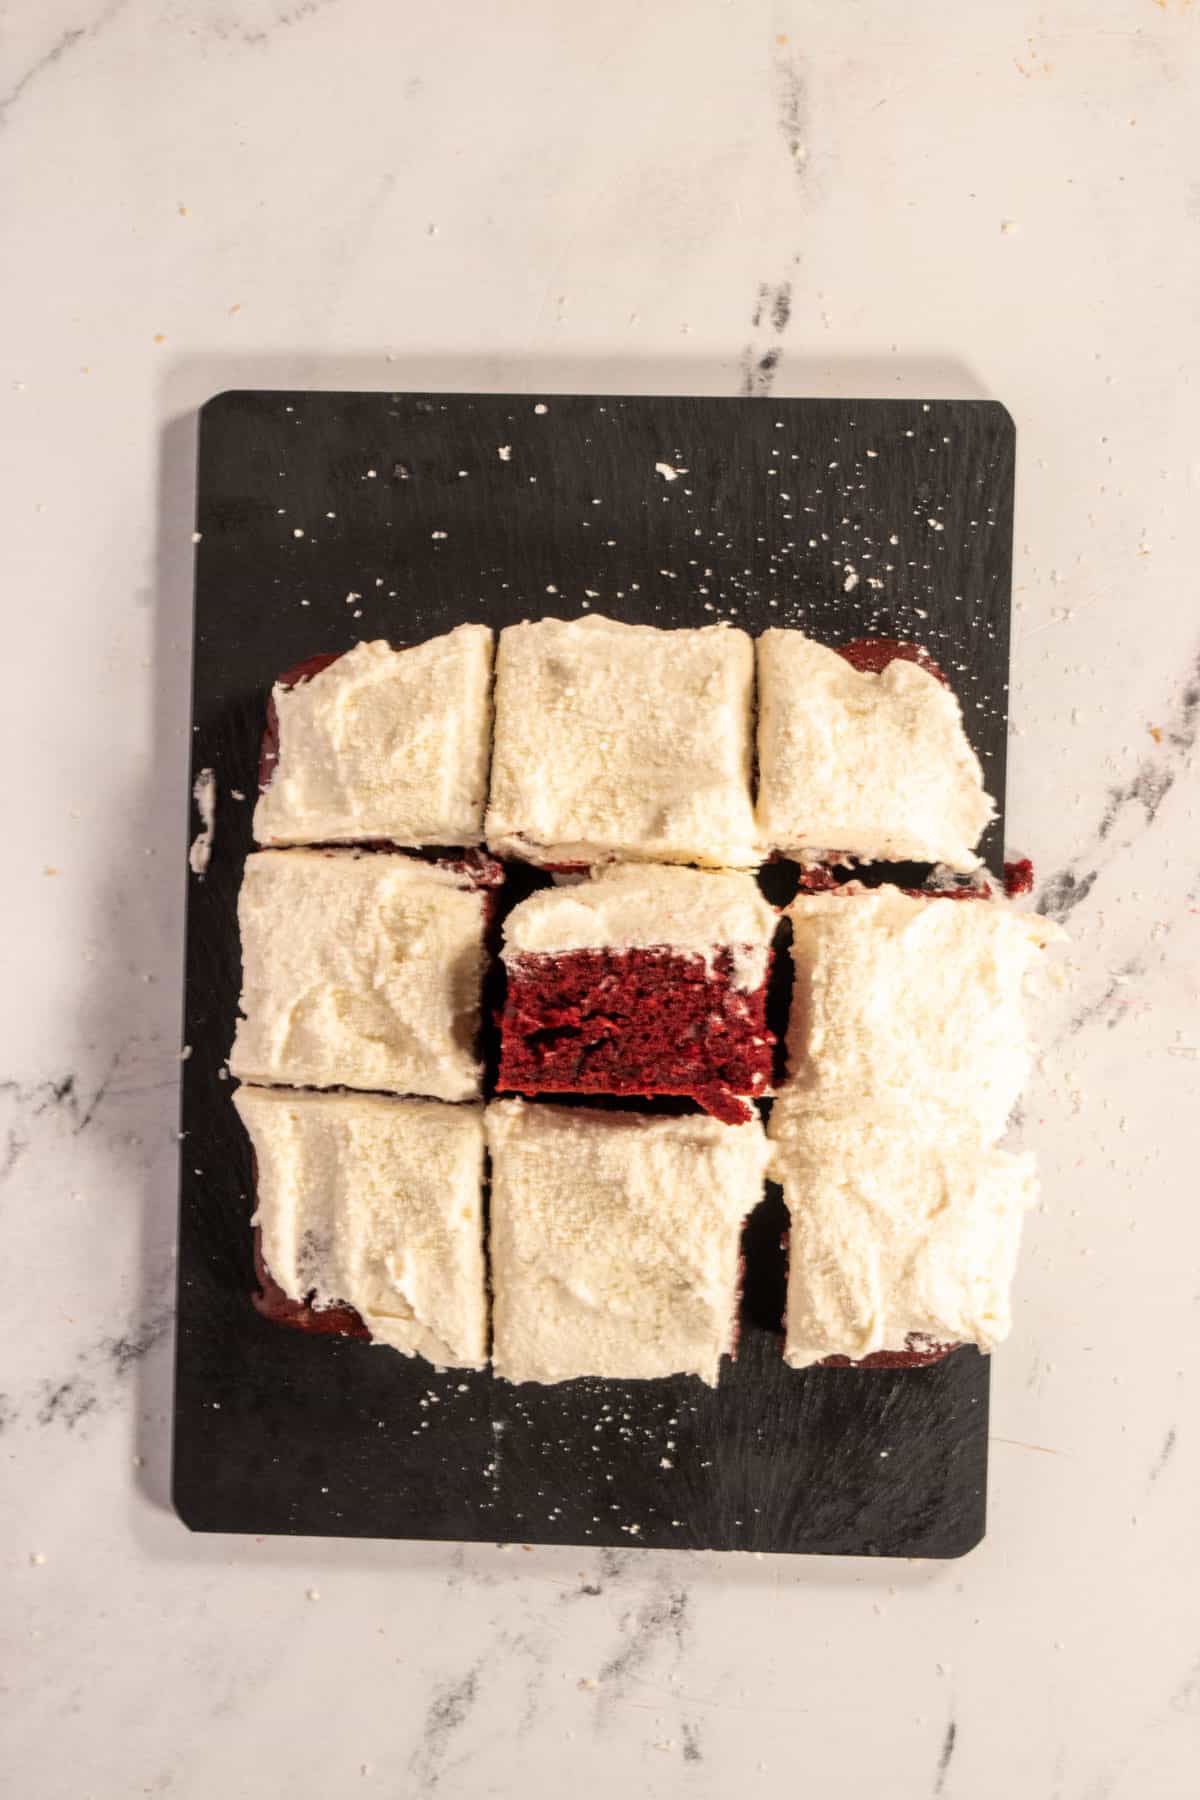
xmin=487 ymin=1099 xmax=770 ymax=1385
xmin=234 ymin=1086 xmax=488 ymax=1368
xmin=497 ymin=865 xmax=778 ymax=1124
xmin=774 ymin=883 xmax=1061 ymax=1149
xmin=485 ymin=614 xmax=760 ymax=868
xmin=254 ymin=625 xmax=494 ymax=847
xmin=770 ymin=1114 xmax=1035 ymax=1370
xmin=755 ymin=629 xmax=995 ymax=869
xmin=229 ymin=849 xmax=495 ymax=1102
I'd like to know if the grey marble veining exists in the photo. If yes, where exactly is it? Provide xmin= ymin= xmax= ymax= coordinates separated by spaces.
xmin=2 ymin=1 xmax=1198 ymax=1796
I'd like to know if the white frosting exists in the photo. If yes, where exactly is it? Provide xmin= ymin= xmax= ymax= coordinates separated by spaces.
xmin=229 ymin=850 xmax=487 ymax=1101
xmin=755 ymin=630 xmax=996 ymax=870
xmin=773 ymin=886 xmax=1062 ymax=1147
xmin=770 ymin=885 xmax=1062 ymax=1365
xmin=234 ymin=1086 xmax=487 ymax=1367
xmin=485 ymin=614 xmax=760 ymax=868
xmin=771 ymin=1114 xmax=1036 ymax=1366
xmin=188 ymin=768 xmax=216 ymax=876
xmin=487 ymin=1099 xmax=770 ymax=1385
xmin=254 ymin=627 xmax=494 ymax=847
xmin=502 ymin=864 xmax=778 ymax=991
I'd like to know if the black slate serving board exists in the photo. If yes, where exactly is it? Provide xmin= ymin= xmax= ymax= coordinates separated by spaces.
xmin=174 ymin=390 xmax=1015 ymax=1557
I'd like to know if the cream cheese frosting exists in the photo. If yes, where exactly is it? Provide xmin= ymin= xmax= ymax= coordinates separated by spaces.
xmin=234 ymin=1086 xmax=487 ymax=1367
xmin=254 ymin=626 xmax=494 ymax=847
xmin=502 ymin=864 xmax=778 ymax=991
xmin=773 ymin=885 xmax=1062 ymax=1147
xmin=229 ymin=850 xmax=488 ymax=1101
xmin=771 ymin=1114 xmax=1036 ymax=1367
xmin=485 ymin=614 xmax=760 ymax=867
xmin=755 ymin=630 xmax=995 ymax=869
xmin=487 ymin=1099 xmax=770 ymax=1385
xmin=769 ymin=884 xmax=1062 ymax=1365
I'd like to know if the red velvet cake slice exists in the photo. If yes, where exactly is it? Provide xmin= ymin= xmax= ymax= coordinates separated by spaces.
xmin=771 ymin=1115 xmax=1036 ymax=1370
xmin=254 ymin=626 xmax=493 ymax=848
xmin=234 ymin=1086 xmax=488 ymax=1367
xmin=769 ymin=883 xmax=1063 ymax=1369
xmin=496 ymin=865 xmax=778 ymax=1125
xmin=229 ymin=848 xmax=497 ymax=1102
xmin=485 ymin=614 xmax=760 ymax=868
xmin=755 ymin=629 xmax=995 ymax=870
xmin=487 ymin=1099 xmax=770 ymax=1385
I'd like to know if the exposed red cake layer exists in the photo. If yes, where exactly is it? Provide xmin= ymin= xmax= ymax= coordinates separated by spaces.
xmin=793 ymin=864 xmax=845 ymax=893
xmin=796 ymin=872 xmax=992 ymax=901
xmin=901 ymin=884 xmax=989 ymax=902
xmin=251 ymin=1225 xmax=368 ymax=1340
xmin=837 ymin=636 xmax=949 ymax=686
xmin=498 ymin=947 xmax=775 ymax=1126
xmin=818 ymin=1337 xmax=957 ymax=1369
xmin=439 ymin=849 xmax=506 ymax=890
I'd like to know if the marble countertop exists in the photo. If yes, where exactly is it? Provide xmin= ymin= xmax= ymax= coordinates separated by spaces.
xmin=3 ymin=2 xmax=1197 ymax=1795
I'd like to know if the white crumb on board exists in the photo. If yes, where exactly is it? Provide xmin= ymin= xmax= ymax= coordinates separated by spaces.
xmin=188 ymin=769 xmax=216 ymax=876
xmin=498 ymin=445 xmax=512 ymax=461
xmin=654 ymin=461 xmax=686 ymax=482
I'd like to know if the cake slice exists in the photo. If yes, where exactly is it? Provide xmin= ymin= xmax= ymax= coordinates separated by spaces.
xmin=497 ymin=865 xmax=777 ymax=1124
xmin=771 ymin=1113 xmax=1035 ymax=1369
xmin=254 ymin=625 xmax=493 ymax=847
xmin=755 ymin=629 xmax=995 ymax=869
xmin=485 ymin=614 xmax=759 ymax=868
xmin=773 ymin=884 xmax=1061 ymax=1148
xmin=487 ymin=1099 xmax=770 ymax=1385
xmin=229 ymin=849 xmax=494 ymax=1101
xmin=234 ymin=1086 xmax=487 ymax=1367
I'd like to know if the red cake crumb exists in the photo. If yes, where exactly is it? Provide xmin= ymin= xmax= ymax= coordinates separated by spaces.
xmin=1003 ymin=857 xmax=1035 ymax=898
xmin=838 ymin=636 xmax=949 ymax=686
xmin=497 ymin=947 xmax=775 ymax=1126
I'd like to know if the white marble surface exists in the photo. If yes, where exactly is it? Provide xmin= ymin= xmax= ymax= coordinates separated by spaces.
xmin=3 ymin=1 xmax=1198 ymax=1794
